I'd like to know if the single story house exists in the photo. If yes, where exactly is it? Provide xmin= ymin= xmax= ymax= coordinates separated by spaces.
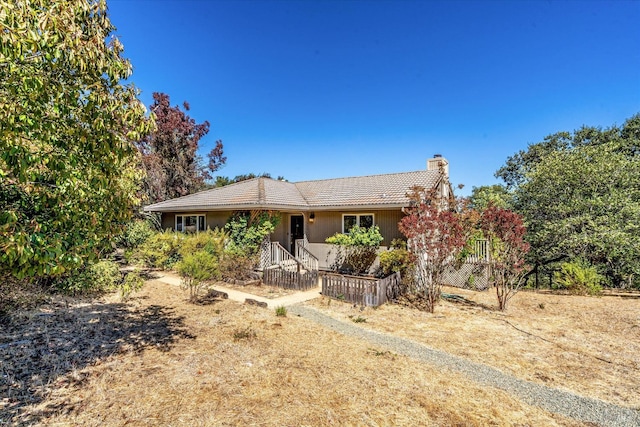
xmin=144 ymin=155 xmax=452 ymax=270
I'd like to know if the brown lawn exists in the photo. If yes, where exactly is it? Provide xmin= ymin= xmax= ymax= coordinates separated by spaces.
xmin=0 ymin=280 xmax=592 ymax=426
xmin=307 ymin=286 xmax=640 ymax=410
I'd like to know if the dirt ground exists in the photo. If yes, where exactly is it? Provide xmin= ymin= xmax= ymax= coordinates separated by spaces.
xmin=0 ymin=280 xmax=593 ymax=427
xmin=218 ymin=280 xmax=298 ymax=299
xmin=307 ymin=286 xmax=640 ymax=409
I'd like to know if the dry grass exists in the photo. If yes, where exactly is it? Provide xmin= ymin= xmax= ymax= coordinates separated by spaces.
xmin=0 ymin=281 xmax=585 ymax=426
xmin=308 ymin=286 xmax=640 ymax=409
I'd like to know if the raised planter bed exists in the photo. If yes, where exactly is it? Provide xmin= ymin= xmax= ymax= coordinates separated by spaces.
xmin=321 ymin=271 xmax=401 ymax=307
xmin=262 ymin=267 xmax=319 ymax=291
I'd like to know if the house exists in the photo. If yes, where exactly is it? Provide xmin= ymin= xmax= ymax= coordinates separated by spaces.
xmin=143 ymin=155 xmax=452 ymax=271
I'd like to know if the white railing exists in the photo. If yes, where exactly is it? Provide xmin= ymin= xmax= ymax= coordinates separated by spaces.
xmin=295 ymin=238 xmax=319 ymax=272
xmin=466 ymin=239 xmax=489 ymax=263
xmin=271 ymin=242 xmax=304 ymax=272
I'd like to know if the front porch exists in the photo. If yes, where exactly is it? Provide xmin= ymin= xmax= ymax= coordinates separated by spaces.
xmin=259 ymin=236 xmax=321 ymax=291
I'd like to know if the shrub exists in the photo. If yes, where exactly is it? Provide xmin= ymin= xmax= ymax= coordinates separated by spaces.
xmin=554 ymin=259 xmax=603 ymax=296
xmin=326 ymin=226 xmax=384 ymax=275
xmin=136 ymin=231 xmax=185 ymax=269
xmin=177 ymin=250 xmax=220 ymax=302
xmin=219 ymin=246 xmax=259 ymax=281
xmin=225 ymin=211 xmax=281 ymax=256
xmin=120 ymin=270 xmax=144 ymax=301
xmin=179 ymin=228 xmax=226 ymax=258
xmin=275 ymin=306 xmax=287 ymax=317
xmin=115 ymin=220 xmax=154 ymax=249
xmin=379 ymin=246 xmax=414 ymax=276
xmin=57 ymin=260 xmax=121 ymax=294
xmin=350 ymin=315 xmax=367 ymax=323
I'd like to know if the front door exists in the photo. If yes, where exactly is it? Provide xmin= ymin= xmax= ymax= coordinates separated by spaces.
xmin=290 ymin=215 xmax=304 ymax=254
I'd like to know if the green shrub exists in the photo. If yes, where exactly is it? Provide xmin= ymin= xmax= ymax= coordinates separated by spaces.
xmin=275 ymin=306 xmax=287 ymax=317
xmin=115 ymin=220 xmax=154 ymax=249
xmin=225 ymin=211 xmax=281 ymax=256
xmin=379 ymin=246 xmax=414 ymax=276
xmin=136 ymin=231 xmax=185 ymax=269
xmin=554 ymin=259 xmax=603 ymax=295
xmin=326 ymin=226 xmax=384 ymax=275
xmin=177 ymin=250 xmax=220 ymax=301
xmin=179 ymin=228 xmax=226 ymax=258
xmin=57 ymin=260 xmax=121 ymax=294
xmin=120 ymin=270 xmax=144 ymax=301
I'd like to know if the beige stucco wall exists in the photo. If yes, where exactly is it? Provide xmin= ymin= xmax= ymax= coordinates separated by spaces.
xmin=305 ymin=209 xmax=404 ymax=246
xmin=160 ymin=211 xmax=233 ymax=232
xmin=159 ymin=209 xmax=405 ymax=255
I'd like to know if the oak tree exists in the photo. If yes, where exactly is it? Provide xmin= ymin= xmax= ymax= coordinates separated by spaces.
xmin=497 ymin=115 xmax=640 ymax=288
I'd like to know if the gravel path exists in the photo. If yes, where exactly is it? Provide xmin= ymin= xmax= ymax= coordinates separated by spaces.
xmin=288 ymin=305 xmax=640 ymax=427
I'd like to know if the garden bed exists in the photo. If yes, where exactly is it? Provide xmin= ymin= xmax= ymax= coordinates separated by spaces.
xmin=321 ymin=272 xmax=401 ymax=307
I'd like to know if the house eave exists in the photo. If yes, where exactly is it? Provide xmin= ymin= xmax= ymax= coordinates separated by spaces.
xmin=144 ymin=202 xmax=409 ymax=213
xmin=308 ymin=203 xmax=408 ymax=211
xmin=143 ymin=203 xmax=311 ymax=213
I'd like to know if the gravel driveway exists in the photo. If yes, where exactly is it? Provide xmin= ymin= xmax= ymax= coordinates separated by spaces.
xmin=289 ymin=305 xmax=640 ymax=427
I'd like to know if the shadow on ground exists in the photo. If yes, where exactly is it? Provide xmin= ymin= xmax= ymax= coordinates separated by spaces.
xmin=0 ymin=298 xmax=195 ymax=425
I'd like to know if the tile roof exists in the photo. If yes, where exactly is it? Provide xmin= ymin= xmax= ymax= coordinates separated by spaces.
xmin=144 ymin=170 xmax=443 ymax=212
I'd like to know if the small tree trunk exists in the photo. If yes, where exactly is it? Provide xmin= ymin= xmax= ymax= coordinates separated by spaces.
xmin=496 ymin=284 xmax=507 ymax=311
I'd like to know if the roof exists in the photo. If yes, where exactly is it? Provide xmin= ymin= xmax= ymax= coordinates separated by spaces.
xmin=143 ymin=170 xmax=444 ymax=212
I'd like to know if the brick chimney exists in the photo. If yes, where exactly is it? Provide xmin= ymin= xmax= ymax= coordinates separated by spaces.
xmin=427 ymin=154 xmax=449 ymax=177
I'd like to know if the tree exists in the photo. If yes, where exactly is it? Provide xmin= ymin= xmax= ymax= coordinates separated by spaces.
xmin=468 ymin=184 xmax=512 ymax=211
xmin=516 ymin=140 xmax=640 ymax=287
xmin=497 ymin=115 xmax=640 ymax=288
xmin=0 ymin=0 xmax=153 ymax=279
xmin=398 ymin=186 xmax=466 ymax=313
xmin=137 ymin=92 xmax=225 ymax=203
xmin=212 ymin=173 xmax=286 ymax=188
xmin=479 ymin=206 xmax=530 ymax=311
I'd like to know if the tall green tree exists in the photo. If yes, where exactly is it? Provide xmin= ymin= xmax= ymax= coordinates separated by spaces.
xmin=497 ymin=115 xmax=640 ymax=287
xmin=0 ymin=0 xmax=153 ymax=278
xmin=137 ymin=92 xmax=226 ymax=203
xmin=468 ymin=184 xmax=512 ymax=211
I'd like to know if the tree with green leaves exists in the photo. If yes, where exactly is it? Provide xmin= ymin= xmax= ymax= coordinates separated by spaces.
xmin=0 ymin=0 xmax=153 ymax=279
xmin=468 ymin=184 xmax=512 ymax=211
xmin=496 ymin=114 xmax=640 ymax=288
xmin=212 ymin=173 xmax=286 ymax=188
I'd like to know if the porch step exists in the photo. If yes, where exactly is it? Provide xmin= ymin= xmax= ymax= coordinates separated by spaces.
xmin=280 ymin=259 xmax=299 ymax=272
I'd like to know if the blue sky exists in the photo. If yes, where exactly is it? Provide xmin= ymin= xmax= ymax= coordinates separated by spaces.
xmin=108 ymin=0 xmax=639 ymax=195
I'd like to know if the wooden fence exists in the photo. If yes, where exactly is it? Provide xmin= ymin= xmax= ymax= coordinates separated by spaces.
xmin=263 ymin=267 xmax=319 ymax=290
xmin=321 ymin=272 xmax=401 ymax=307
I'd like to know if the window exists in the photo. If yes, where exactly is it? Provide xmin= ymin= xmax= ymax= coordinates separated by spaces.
xmin=175 ymin=214 xmax=206 ymax=232
xmin=342 ymin=213 xmax=374 ymax=233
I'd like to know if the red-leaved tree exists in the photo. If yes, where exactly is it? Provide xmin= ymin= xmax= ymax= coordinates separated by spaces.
xmin=399 ymin=186 xmax=466 ymax=312
xmin=137 ymin=92 xmax=226 ymax=203
xmin=479 ymin=205 xmax=530 ymax=311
